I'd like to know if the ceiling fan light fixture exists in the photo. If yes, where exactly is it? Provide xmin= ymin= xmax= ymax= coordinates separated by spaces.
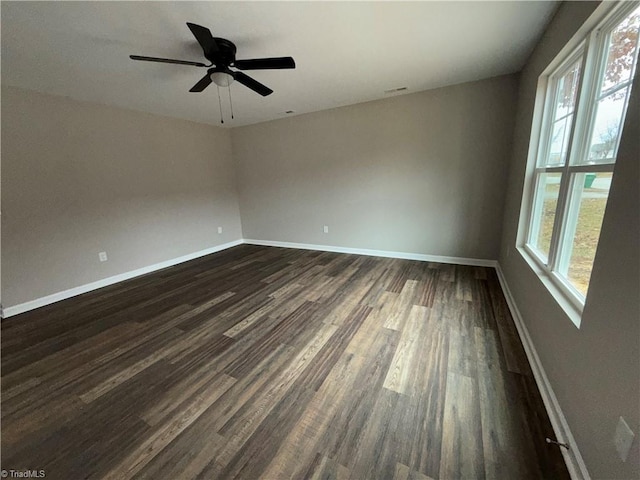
xmin=211 ymin=71 xmax=234 ymax=87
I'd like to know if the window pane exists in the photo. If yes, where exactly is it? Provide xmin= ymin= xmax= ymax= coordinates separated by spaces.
xmin=540 ymin=60 xmax=581 ymax=167
xmin=586 ymin=90 xmax=627 ymax=163
xmin=601 ymin=6 xmax=640 ymax=94
xmin=529 ymin=173 xmax=562 ymax=261
xmin=558 ymin=172 xmax=612 ymax=296
xmin=580 ymin=7 xmax=640 ymax=166
xmin=555 ymin=61 xmax=581 ymax=119
xmin=548 ymin=116 xmax=573 ymax=166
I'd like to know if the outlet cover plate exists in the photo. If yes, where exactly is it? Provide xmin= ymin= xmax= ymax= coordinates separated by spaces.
xmin=614 ymin=416 xmax=635 ymax=462
xmin=99 ymin=252 xmax=108 ymax=262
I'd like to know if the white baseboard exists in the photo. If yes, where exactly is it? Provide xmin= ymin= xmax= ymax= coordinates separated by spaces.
xmin=495 ymin=263 xmax=590 ymax=480
xmin=2 ymin=239 xmax=243 ymax=318
xmin=243 ymin=238 xmax=498 ymax=268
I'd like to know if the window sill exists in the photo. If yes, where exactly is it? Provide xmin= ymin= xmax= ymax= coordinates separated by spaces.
xmin=517 ymin=246 xmax=583 ymax=328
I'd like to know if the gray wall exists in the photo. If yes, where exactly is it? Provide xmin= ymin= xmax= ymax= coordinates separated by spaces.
xmin=2 ymin=86 xmax=242 ymax=308
xmin=498 ymin=2 xmax=640 ymax=478
xmin=232 ymin=74 xmax=518 ymax=260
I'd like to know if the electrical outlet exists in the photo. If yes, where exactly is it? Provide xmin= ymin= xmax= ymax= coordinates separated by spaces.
xmin=98 ymin=251 xmax=108 ymax=262
xmin=323 ymin=225 xmax=329 ymax=234
xmin=614 ymin=416 xmax=635 ymax=462
xmin=217 ymin=226 xmax=223 ymax=234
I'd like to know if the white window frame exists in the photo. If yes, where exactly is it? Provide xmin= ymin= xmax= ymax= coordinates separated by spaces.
xmin=520 ymin=1 xmax=640 ymax=326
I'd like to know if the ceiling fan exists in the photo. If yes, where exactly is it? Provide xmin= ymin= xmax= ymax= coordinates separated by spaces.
xmin=130 ymin=22 xmax=295 ymax=97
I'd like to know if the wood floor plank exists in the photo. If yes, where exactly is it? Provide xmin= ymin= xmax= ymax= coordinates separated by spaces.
xmin=2 ymin=325 xmax=188 ymax=437
xmin=259 ymin=351 xmax=369 ymax=480
xmin=347 ymin=388 xmax=404 ymax=479
xmin=393 ymin=462 xmax=436 ymax=480
xmin=414 ymin=269 xmax=439 ymax=308
xmin=136 ymin=430 xmax=226 ymax=480
xmin=102 ymin=373 xmax=236 ymax=480
xmin=294 ymin=305 xmax=372 ymax=392
xmin=383 ymin=279 xmax=418 ymax=330
xmin=1 ymin=318 xmax=148 ymax=394
xmin=475 ymin=326 xmax=540 ymax=479
xmin=455 ymin=265 xmax=475 ymax=302
xmin=215 ymin=321 xmax=339 ymax=466
xmin=326 ymin=329 xmax=400 ymax=469
xmin=79 ymin=327 xmax=188 ymax=403
xmin=0 ymin=245 xmax=569 ymax=480
xmin=302 ymin=454 xmax=350 ymax=480
xmin=216 ymin=378 xmax=315 ymax=479
xmin=206 ymin=343 xmax=297 ymax=434
xmin=140 ymin=356 xmax=234 ymax=426
xmin=439 ymin=371 xmax=485 ymax=480
xmin=222 ymin=303 xmax=274 ymax=338
xmin=516 ymin=372 xmax=572 ymax=479
xmin=398 ymin=330 xmax=449 ymax=478
xmin=439 ymin=263 xmax=456 ymax=282
xmin=486 ymin=271 xmax=528 ymax=374
xmin=383 ymin=304 xmax=430 ymax=394
xmin=447 ymin=302 xmax=478 ymax=378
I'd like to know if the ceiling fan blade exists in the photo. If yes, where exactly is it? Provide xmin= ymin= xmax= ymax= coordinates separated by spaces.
xmin=189 ymin=73 xmax=213 ymax=92
xmin=186 ymin=22 xmax=219 ymax=57
xmin=130 ymin=55 xmax=207 ymax=67
xmin=234 ymin=57 xmax=296 ymax=70
xmin=233 ymin=71 xmax=273 ymax=96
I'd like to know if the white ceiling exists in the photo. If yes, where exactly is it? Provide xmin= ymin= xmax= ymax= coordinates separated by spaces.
xmin=1 ymin=1 xmax=558 ymax=127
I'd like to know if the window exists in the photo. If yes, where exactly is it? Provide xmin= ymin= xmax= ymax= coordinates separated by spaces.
xmin=523 ymin=3 xmax=640 ymax=314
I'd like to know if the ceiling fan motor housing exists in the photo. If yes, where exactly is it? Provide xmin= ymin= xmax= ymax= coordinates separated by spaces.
xmin=209 ymin=37 xmax=237 ymax=66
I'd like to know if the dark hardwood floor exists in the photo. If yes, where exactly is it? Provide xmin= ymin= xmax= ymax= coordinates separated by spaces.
xmin=1 ymin=245 xmax=569 ymax=479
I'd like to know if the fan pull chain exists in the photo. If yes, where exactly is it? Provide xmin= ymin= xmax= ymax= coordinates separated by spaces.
xmin=216 ymin=85 xmax=224 ymax=124
xmin=228 ymin=85 xmax=234 ymax=120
